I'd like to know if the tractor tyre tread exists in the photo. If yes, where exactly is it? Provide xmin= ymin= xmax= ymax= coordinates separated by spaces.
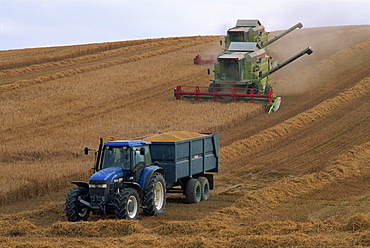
xmin=143 ymin=172 xmax=166 ymax=216
xmin=65 ymin=187 xmax=90 ymax=222
xmin=114 ymin=188 xmax=140 ymax=220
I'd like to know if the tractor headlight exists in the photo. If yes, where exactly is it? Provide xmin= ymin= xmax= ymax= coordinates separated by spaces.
xmin=89 ymin=184 xmax=108 ymax=188
xmin=113 ymin=178 xmax=123 ymax=183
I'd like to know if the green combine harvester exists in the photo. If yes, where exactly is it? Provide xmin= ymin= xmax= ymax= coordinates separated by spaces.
xmin=225 ymin=19 xmax=303 ymax=50
xmin=175 ymin=19 xmax=312 ymax=113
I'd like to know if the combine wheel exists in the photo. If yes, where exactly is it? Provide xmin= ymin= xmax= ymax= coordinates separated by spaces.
xmin=185 ymin=178 xmax=201 ymax=203
xmin=143 ymin=172 xmax=166 ymax=216
xmin=114 ymin=188 xmax=140 ymax=220
xmin=198 ymin=177 xmax=210 ymax=201
xmin=65 ymin=187 xmax=90 ymax=222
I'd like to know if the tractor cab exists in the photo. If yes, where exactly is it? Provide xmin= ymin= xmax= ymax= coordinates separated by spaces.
xmin=87 ymin=140 xmax=153 ymax=186
xmin=99 ymin=140 xmax=152 ymax=173
xmin=101 ymin=146 xmax=132 ymax=170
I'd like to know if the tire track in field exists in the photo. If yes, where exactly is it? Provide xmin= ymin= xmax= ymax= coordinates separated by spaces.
xmin=1 ymin=39 xmax=221 ymax=151
xmin=0 ymin=39 xmax=151 ymax=71
xmin=253 ymin=111 xmax=370 ymax=177
xmin=0 ymin=39 xmax=162 ymax=79
xmin=216 ymin=77 xmax=370 ymax=187
xmin=218 ymin=40 xmax=370 ymax=148
xmin=0 ymin=59 xmax=211 ymax=143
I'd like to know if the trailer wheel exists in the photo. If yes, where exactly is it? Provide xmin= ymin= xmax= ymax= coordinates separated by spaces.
xmin=198 ymin=177 xmax=210 ymax=201
xmin=65 ymin=187 xmax=90 ymax=222
xmin=185 ymin=178 xmax=201 ymax=203
xmin=143 ymin=172 xmax=166 ymax=216
xmin=114 ymin=188 xmax=140 ymax=220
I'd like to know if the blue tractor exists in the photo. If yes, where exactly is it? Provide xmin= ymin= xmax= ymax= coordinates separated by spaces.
xmin=65 ymin=132 xmax=219 ymax=221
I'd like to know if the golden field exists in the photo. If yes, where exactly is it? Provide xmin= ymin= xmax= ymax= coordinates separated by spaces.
xmin=0 ymin=24 xmax=370 ymax=247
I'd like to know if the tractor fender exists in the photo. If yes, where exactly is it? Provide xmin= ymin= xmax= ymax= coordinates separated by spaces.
xmin=72 ymin=181 xmax=89 ymax=189
xmin=139 ymin=166 xmax=165 ymax=191
xmin=123 ymin=182 xmax=144 ymax=202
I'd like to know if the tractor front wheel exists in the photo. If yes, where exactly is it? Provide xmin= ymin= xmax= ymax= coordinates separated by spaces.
xmin=65 ymin=187 xmax=90 ymax=222
xmin=114 ymin=188 xmax=140 ymax=220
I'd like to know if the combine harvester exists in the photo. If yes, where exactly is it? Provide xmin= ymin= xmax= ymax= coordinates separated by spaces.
xmin=177 ymin=19 xmax=312 ymax=113
xmin=224 ymin=19 xmax=303 ymax=50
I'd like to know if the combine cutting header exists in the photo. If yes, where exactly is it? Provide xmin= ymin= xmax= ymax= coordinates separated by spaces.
xmin=176 ymin=19 xmax=313 ymax=113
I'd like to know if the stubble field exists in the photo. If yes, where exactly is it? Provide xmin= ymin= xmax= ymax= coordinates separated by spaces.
xmin=0 ymin=25 xmax=369 ymax=247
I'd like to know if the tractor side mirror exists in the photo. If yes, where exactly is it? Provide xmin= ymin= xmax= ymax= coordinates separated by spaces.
xmin=140 ymin=147 xmax=145 ymax=155
xmin=84 ymin=147 xmax=89 ymax=155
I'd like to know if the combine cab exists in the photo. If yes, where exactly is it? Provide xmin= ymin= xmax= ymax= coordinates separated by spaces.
xmin=178 ymin=19 xmax=312 ymax=113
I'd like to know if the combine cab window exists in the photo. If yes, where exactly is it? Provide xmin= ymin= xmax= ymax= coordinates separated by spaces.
xmin=219 ymin=60 xmax=240 ymax=81
xmin=229 ymin=33 xmax=244 ymax=42
xmin=101 ymin=146 xmax=131 ymax=170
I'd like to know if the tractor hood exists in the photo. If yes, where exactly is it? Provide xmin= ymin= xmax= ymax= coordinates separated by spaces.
xmin=89 ymin=167 xmax=124 ymax=183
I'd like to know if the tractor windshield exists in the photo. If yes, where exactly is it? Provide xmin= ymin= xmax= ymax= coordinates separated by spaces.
xmin=101 ymin=146 xmax=131 ymax=170
xmin=219 ymin=60 xmax=240 ymax=81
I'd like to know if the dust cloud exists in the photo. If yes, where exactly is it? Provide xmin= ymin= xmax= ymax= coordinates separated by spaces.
xmin=267 ymin=25 xmax=370 ymax=96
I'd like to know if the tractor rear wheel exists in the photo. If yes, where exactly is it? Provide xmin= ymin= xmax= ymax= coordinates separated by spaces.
xmin=65 ymin=187 xmax=90 ymax=222
xmin=143 ymin=172 xmax=166 ymax=216
xmin=185 ymin=178 xmax=201 ymax=203
xmin=198 ymin=177 xmax=210 ymax=201
xmin=114 ymin=188 xmax=140 ymax=220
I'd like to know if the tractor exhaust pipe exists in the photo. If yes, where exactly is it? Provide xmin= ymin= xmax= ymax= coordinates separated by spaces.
xmin=262 ymin=22 xmax=303 ymax=48
xmin=261 ymin=47 xmax=313 ymax=79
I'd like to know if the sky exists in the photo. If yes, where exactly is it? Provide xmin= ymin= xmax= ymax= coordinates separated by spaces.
xmin=1 ymin=0 xmax=369 ymax=51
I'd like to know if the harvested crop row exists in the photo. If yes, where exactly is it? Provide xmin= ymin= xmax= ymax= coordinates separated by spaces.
xmin=1 ymin=202 xmax=369 ymax=247
xmin=231 ymin=140 xmax=369 ymax=210
xmin=0 ymin=36 xmax=217 ymax=92
xmin=0 ymin=36 xmax=216 ymax=79
xmin=0 ymin=38 xmax=171 ymax=71
xmin=220 ymin=77 xmax=370 ymax=163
